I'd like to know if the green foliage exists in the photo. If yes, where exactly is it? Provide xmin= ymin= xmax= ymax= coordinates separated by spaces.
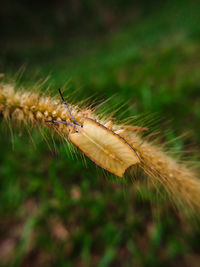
xmin=0 ymin=1 xmax=200 ymax=265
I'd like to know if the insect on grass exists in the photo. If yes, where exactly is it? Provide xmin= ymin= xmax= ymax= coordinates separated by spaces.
xmin=46 ymin=89 xmax=142 ymax=177
xmin=2 ymin=83 xmax=200 ymax=212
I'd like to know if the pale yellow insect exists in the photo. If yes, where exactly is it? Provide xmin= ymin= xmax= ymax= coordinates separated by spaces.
xmin=47 ymin=89 xmax=146 ymax=177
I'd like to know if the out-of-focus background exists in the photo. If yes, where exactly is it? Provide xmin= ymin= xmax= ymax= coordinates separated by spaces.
xmin=1 ymin=0 xmax=200 ymax=266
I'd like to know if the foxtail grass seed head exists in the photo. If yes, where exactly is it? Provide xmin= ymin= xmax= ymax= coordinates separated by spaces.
xmin=0 ymin=82 xmax=200 ymax=213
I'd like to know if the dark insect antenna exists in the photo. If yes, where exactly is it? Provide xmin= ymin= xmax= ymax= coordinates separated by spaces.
xmin=46 ymin=89 xmax=82 ymax=127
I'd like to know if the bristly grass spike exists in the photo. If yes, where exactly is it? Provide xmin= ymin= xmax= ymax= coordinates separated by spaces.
xmin=2 ymin=83 xmax=200 ymax=212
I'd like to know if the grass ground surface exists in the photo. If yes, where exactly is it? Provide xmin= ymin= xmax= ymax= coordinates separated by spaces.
xmin=0 ymin=1 xmax=200 ymax=266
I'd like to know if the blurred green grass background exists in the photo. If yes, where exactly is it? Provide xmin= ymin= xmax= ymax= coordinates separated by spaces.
xmin=0 ymin=0 xmax=200 ymax=266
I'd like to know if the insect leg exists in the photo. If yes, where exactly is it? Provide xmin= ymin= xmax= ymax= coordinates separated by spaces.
xmin=58 ymin=89 xmax=82 ymax=127
xmin=104 ymin=120 xmax=113 ymax=130
xmin=81 ymin=109 xmax=92 ymax=118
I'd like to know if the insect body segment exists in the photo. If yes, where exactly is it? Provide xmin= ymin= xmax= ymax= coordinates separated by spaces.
xmin=46 ymin=89 xmax=141 ymax=177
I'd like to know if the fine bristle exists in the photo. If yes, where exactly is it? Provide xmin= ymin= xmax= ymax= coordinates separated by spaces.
xmin=0 ymin=83 xmax=200 ymax=213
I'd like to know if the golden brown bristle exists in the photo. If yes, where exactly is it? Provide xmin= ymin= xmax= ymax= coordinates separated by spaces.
xmin=0 ymin=83 xmax=200 ymax=213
